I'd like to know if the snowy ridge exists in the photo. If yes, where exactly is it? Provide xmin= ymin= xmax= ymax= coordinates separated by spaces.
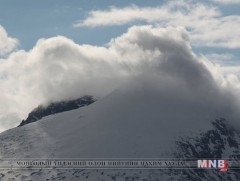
xmin=0 ymin=76 xmax=240 ymax=180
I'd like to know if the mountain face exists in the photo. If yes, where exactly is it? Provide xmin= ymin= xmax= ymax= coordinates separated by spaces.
xmin=171 ymin=118 xmax=240 ymax=180
xmin=0 ymin=80 xmax=240 ymax=180
xmin=175 ymin=118 xmax=240 ymax=159
xmin=18 ymin=95 xmax=95 ymax=127
xmin=1 ymin=118 xmax=240 ymax=180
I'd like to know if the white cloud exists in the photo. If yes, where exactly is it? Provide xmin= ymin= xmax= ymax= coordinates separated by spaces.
xmin=74 ymin=5 xmax=176 ymax=27
xmin=212 ymin=0 xmax=240 ymax=4
xmin=74 ymin=2 xmax=219 ymax=27
xmin=205 ymin=53 xmax=235 ymax=62
xmin=74 ymin=1 xmax=240 ymax=49
xmin=0 ymin=25 xmax=240 ymax=133
xmin=0 ymin=25 xmax=18 ymax=56
xmin=221 ymin=66 xmax=240 ymax=74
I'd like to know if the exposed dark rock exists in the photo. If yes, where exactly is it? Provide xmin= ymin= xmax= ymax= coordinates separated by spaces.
xmin=171 ymin=118 xmax=240 ymax=180
xmin=18 ymin=95 xmax=95 ymax=127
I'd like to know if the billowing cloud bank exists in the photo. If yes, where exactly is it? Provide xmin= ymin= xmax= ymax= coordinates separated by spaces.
xmin=0 ymin=25 xmax=240 ymax=132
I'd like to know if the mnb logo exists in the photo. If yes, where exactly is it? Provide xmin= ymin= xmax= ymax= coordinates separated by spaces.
xmin=198 ymin=160 xmax=228 ymax=172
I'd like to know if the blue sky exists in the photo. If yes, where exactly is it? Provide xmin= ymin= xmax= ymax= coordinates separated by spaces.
xmin=1 ymin=0 xmax=240 ymax=64
xmin=0 ymin=1 xmax=236 ymax=47
xmin=0 ymin=0 xmax=240 ymax=60
xmin=0 ymin=0 xmax=166 ymax=49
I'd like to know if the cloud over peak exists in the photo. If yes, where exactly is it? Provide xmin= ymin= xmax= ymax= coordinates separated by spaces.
xmin=0 ymin=25 xmax=239 ymax=132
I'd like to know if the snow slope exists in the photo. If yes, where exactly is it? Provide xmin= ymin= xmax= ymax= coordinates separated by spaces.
xmin=1 ymin=83 xmax=240 ymax=180
xmin=0 ymin=76 xmax=220 ymax=159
